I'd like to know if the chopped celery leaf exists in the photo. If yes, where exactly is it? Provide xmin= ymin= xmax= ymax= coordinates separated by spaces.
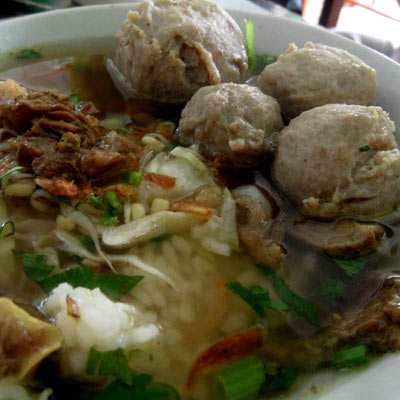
xmin=245 ymin=20 xmax=256 ymax=70
xmin=88 ymin=192 xmax=123 ymax=226
xmin=226 ymin=282 xmax=288 ymax=317
xmin=16 ymin=48 xmax=43 ymax=59
xmin=216 ymin=355 xmax=265 ymax=400
xmin=87 ymin=348 xmax=132 ymax=385
xmin=359 ymin=145 xmax=371 ymax=152
xmin=50 ymin=195 xmax=73 ymax=206
xmin=70 ymin=94 xmax=81 ymax=105
xmin=94 ymin=375 xmax=181 ymax=400
xmin=87 ymin=348 xmax=181 ymax=400
xmin=262 ymin=368 xmax=296 ymax=392
xmin=332 ymin=345 xmax=370 ymax=369
xmin=255 ymin=54 xmax=277 ymax=67
xmin=12 ymin=250 xmax=55 ymax=281
xmin=39 ymin=266 xmax=143 ymax=300
xmin=255 ymin=264 xmax=320 ymax=327
xmin=333 ymin=256 xmax=367 ymax=276
xmin=13 ymin=251 xmax=143 ymax=300
xmin=0 ymin=220 xmax=15 ymax=238
xmin=163 ymin=143 xmax=179 ymax=152
xmin=123 ymin=171 xmax=143 ymax=187
xmin=312 ymin=279 xmax=347 ymax=300
xmin=88 ymin=195 xmax=106 ymax=210
xmin=77 ymin=235 xmax=97 ymax=254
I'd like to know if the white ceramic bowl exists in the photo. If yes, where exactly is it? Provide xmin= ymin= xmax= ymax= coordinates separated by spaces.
xmin=0 ymin=4 xmax=400 ymax=400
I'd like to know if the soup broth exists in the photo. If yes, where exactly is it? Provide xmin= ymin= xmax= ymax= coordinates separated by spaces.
xmin=0 ymin=55 xmax=399 ymax=400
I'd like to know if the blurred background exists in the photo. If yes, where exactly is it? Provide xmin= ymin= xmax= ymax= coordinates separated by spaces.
xmin=2 ymin=0 xmax=399 ymax=62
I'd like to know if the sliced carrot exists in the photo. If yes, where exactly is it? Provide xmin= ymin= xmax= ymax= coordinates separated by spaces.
xmin=144 ymin=172 xmax=176 ymax=189
xmin=172 ymin=201 xmax=213 ymax=217
xmin=186 ymin=326 xmax=265 ymax=389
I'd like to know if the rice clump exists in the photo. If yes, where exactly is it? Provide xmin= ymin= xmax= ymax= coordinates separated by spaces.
xmin=42 ymin=283 xmax=160 ymax=376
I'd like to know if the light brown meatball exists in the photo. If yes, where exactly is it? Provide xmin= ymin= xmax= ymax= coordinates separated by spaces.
xmin=272 ymin=104 xmax=400 ymax=219
xmin=114 ymin=0 xmax=248 ymax=105
xmin=257 ymin=42 xmax=376 ymax=120
xmin=176 ymin=83 xmax=284 ymax=169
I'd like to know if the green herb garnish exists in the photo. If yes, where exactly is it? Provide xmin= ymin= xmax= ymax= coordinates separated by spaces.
xmin=332 ymin=344 xmax=370 ymax=369
xmin=12 ymin=249 xmax=55 ymax=282
xmin=0 ymin=166 xmax=25 ymax=183
xmin=312 ymin=279 xmax=347 ymax=300
xmin=262 ymin=368 xmax=296 ymax=392
xmin=16 ymin=48 xmax=43 ymax=59
xmin=93 ymin=374 xmax=181 ymax=400
xmin=245 ymin=20 xmax=256 ymax=70
xmin=87 ymin=348 xmax=132 ymax=385
xmin=163 ymin=143 xmax=179 ymax=152
xmin=13 ymin=251 xmax=143 ymax=300
xmin=88 ymin=192 xmax=123 ymax=226
xmin=40 ymin=266 xmax=143 ymax=300
xmin=227 ymin=282 xmax=288 ymax=317
xmin=123 ymin=171 xmax=143 ymax=187
xmin=255 ymin=54 xmax=278 ymax=67
xmin=0 ymin=220 xmax=15 ymax=238
xmin=86 ymin=348 xmax=181 ymax=400
xmin=255 ymin=264 xmax=320 ymax=327
xmin=88 ymin=195 xmax=106 ymax=209
xmin=70 ymin=94 xmax=81 ymax=105
xmin=216 ymin=355 xmax=265 ymax=400
xmin=77 ymin=235 xmax=97 ymax=254
xmin=359 ymin=145 xmax=371 ymax=152
xmin=333 ymin=256 xmax=367 ymax=276
xmin=50 ymin=195 xmax=73 ymax=206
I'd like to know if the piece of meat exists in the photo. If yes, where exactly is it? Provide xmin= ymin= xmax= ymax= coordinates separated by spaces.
xmin=257 ymin=42 xmax=376 ymax=120
xmin=0 ymin=298 xmax=62 ymax=380
xmin=114 ymin=0 xmax=248 ymax=104
xmin=0 ymin=81 xmax=99 ymax=146
xmin=32 ymin=152 xmax=83 ymax=180
xmin=1 ymin=81 xmax=142 ymax=190
xmin=291 ymin=219 xmax=386 ymax=258
xmin=233 ymin=185 xmax=285 ymax=269
xmin=97 ymin=130 xmax=141 ymax=155
xmin=272 ymin=104 xmax=400 ymax=219
xmin=10 ymin=136 xmax=57 ymax=166
xmin=335 ymin=277 xmax=400 ymax=352
xmin=35 ymin=177 xmax=92 ymax=199
xmin=177 ymin=83 xmax=283 ymax=170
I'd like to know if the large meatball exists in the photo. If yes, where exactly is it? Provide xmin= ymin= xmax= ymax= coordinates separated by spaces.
xmin=176 ymin=83 xmax=284 ymax=169
xmin=257 ymin=42 xmax=376 ymax=120
xmin=114 ymin=0 xmax=248 ymax=104
xmin=272 ymin=104 xmax=400 ymax=219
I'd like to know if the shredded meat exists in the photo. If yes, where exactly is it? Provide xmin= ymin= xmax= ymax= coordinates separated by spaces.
xmin=0 ymin=80 xmax=142 ymax=197
xmin=335 ymin=277 xmax=400 ymax=352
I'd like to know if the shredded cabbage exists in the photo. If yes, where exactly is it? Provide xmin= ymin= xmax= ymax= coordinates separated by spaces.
xmin=60 ymin=205 xmax=115 ymax=272
xmin=143 ymin=147 xmax=215 ymax=200
xmin=55 ymin=229 xmax=177 ymax=289
xmin=191 ymin=188 xmax=240 ymax=256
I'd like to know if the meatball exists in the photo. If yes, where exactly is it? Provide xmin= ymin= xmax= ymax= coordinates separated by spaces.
xmin=114 ymin=0 xmax=248 ymax=104
xmin=176 ymin=83 xmax=283 ymax=169
xmin=257 ymin=42 xmax=376 ymax=120
xmin=272 ymin=104 xmax=400 ymax=219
